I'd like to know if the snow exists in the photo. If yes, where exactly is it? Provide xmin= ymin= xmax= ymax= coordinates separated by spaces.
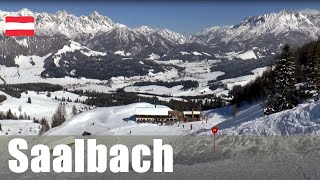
xmin=125 ymin=60 xmax=225 ymax=97
xmin=15 ymin=38 xmax=29 ymax=48
xmin=236 ymin=50 xmax=257 ymax=60
xmin=0 ymin=120 xmax=40 ymax=135
xmin=135 ymin=107 xmax=170 ymax=116
xmin=45 ymin=102 xmax=227 ymax=136
xmin=195 ymin=9 xmax=320 ymax=44
xmin=0 ymin=53 xmax=110 ymax=86
xmin=59 ymin=41 xmax=106 ymax=56
xmin=4 ymin=93 xmax=320 ymax=136
xmin=221 ymin=67 xmax=268 ymax=90
xmin=192 ymin=51 xmax=202 ymax=56
xmin=202 ymin=52 xmax=211 ymax=56
xmin=114 ymin=50 xmax=131 ymax=57
xmin=221 ymin=99 xmax=320 ymax=135
xmin=224 ymin=50 xmax=257 ymax=60
xmin=183 ymin=111 xmax=201 ymax=115
xmin=45 ymin=103 xmax=190 ymax=136
xmin=0 ymin=90 xmax=90 ymax=124
xmin=147 ymin=53 xmax=160 ymax=60
xmin=180 ymin=51 xmax=190 ymax=55
xmin=53 ymin=41 xmax=106 ymax=67
xmin=0 ymin=54 xmax=51 ymax=83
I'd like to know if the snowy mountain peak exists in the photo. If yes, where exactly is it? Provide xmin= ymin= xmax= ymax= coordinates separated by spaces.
xmin=192 ymin=9 xmax=320 ymax=47
xmin=18 ymin=8 xmax=34 ymax=16
xmin=55 ymin=10 xmax=72 ymax=17
xmin=0 ymin=9 xmax=186 ymax=47
xmin=134 ymin=26 xmax=156 ymax=35
xmin=89 ymin=11 xmax=102 ymax=17
xmin=300 ymin=8 xmax=320 ymax=15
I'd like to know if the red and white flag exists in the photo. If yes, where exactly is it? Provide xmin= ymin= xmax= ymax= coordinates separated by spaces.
xmin=5 ymin=16 xmax=35 ymax=36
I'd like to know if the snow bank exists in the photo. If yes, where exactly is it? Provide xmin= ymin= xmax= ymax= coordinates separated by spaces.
xmin=221 ymin=100 xmax=320 ymax=135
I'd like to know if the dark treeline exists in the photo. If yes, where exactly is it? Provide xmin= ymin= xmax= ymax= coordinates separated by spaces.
xmin=208 ymin=81 xmax=228 ymax=91
xmin=0 ymin=83 xmax=63 ymax=98
xmin=69 ymin=89 xmax=222 ymax=112
xmin=230 ymin=41 xmax=320 ymax=115
xmin=0 ymin=83 xmax=63 ymax=92
xmin=230 ymin=70 xmax=273 ymax=106
xmin=41 ymin=50 xmax=184 ymax=80
xmin=0 ymin=95 xmax=6 ymax=103
xmin=132 ymin=80 xmax=199 ymax=90
xmin=210 ymin=56 xmax=274 ymax=81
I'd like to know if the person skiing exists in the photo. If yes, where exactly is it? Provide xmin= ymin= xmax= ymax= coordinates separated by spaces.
xmin=190 ymin=124 xmax=193 ymax=130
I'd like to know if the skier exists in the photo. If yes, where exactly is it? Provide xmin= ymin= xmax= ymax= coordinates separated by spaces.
xmin=182 ymin=124 xmax=184 ymax=128
xmin=190 ymin=124 xmax=193 ymax=130
xmin=129 ymin=130 xmax=131 ymax=134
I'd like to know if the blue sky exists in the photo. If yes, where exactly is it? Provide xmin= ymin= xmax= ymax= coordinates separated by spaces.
xmin=1 ymin=2 xmax=320 ymax=35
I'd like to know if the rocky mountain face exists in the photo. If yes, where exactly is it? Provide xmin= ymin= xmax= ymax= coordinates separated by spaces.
xmin=190 ymin=10 xmax=320 ymax=56
xmin=0 ymin=9 xmax=320 ymax=80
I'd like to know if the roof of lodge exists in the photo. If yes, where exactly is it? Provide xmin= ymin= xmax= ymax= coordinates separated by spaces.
xmin=183 ymin=111 xmax=201 ymax=115
xmin=135 ymin=107 xmax=169 ymax=116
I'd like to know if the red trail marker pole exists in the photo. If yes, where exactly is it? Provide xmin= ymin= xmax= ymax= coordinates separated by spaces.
xmin=211 ymin=126 xmax=218 ymax=151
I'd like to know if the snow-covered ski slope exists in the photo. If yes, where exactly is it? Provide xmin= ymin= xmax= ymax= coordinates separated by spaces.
xmin=46 ymin=98 xmax=320 ymax=136
xmin=45 ymin=102 xmax=225 ymax=136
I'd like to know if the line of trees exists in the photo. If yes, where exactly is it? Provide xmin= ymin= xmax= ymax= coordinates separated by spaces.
xmin=69 ymin=89 xmax=220 ymax=112
xmin=230 ymin=42 xmax=320 ymax=115
xmin=132 ymin=80 xmax=199 ymax=90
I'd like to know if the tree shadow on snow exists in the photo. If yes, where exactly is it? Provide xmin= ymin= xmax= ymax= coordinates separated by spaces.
xmin=123 ymin=115 xmax=136 ymax=122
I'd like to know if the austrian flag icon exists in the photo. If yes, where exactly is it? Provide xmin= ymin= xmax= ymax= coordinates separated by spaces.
xmin=5 ymin=16 xmax=35 ymax=36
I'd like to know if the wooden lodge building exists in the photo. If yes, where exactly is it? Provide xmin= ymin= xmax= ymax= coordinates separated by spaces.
xmin=183 ymin=110 xmax=201 ymax=121
xmin=134 ymin=106 xmax=202 ymax=123
xmin=134 ymin=106 xmax=178 ymax=123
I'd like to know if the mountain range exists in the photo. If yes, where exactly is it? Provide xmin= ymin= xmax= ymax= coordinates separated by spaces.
xmin=1 ymin=8 xmax=320 ymax=80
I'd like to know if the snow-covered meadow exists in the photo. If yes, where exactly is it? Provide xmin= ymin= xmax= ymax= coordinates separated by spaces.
xmin=0 ymin=90 xmax=93 ymax=135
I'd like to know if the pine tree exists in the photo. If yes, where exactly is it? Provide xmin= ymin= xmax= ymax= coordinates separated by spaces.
xmin=264 ymin=44 xmax=297 ymax=115
xmin=314 ymin=46 xmax=320 ymax=90
xmin=27 ymin=97 xmax=31 ymax=104
xmin=51 ymin=102 xmax=67 ymax=128
xmin=39 ymin=117 xmax=50 ymax=135
xmin=304 ymin=46 xmax=320 ymax=96
xmin=71 ymin=105 xmax=77 ymax=116
xmin=6 ymin=109 xmax=13 ymax=119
